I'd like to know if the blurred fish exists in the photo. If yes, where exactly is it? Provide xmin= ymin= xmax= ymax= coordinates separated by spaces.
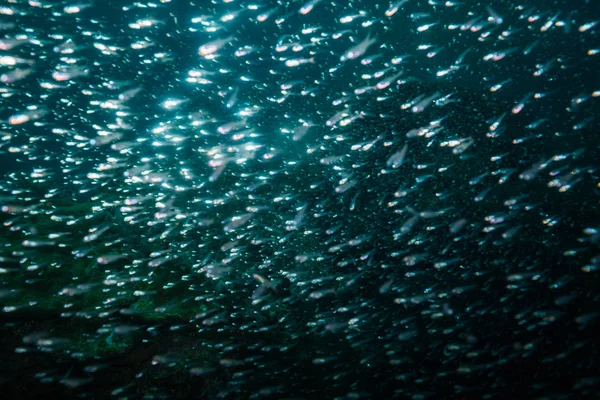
xmin=0 ymin=1 xmax=599 ymax=399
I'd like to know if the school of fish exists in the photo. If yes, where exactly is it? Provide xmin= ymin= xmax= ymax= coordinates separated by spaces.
xmin=0 ymin=0 xmax=599 ymax=398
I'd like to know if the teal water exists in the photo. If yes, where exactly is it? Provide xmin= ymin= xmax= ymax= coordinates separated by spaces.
xmin=0 ymin=1 xmax=599 ymax=399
